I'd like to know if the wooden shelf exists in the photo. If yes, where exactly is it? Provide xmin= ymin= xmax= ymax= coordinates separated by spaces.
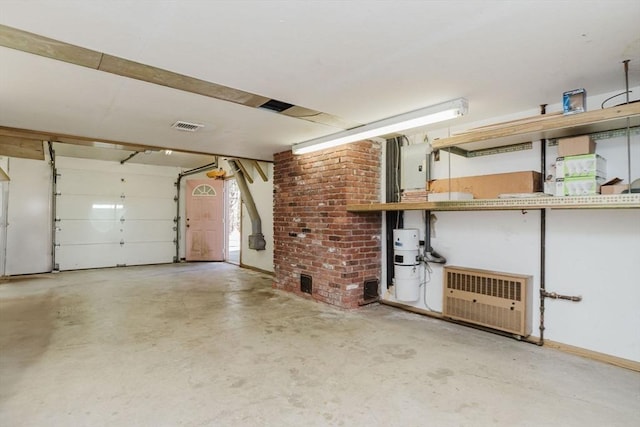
xmin=348 ymin=104 xmax=640 ymax=213
xmin=431 ymin=103 xmax=640 ymax=151
xmin=346 ymin=194 xmax=640 ymax=212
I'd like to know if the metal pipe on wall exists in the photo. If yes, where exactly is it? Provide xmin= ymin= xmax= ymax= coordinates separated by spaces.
xmin=48 ymin=141 xmax=58 ymax=271
xmin=538 ymin=101 xmax=586 ymax=344
xmin=538 ymin=104 xmax=547 ymax=346
xmin=385 ymin=137 xmax=403 ymax=288
xmin=422 ymin=137 xmax=445 ymax=265
xmin=623 ymin=59 xmax=632 ymax=193
xmin=120 ymin=151 xmax=140 ymax=165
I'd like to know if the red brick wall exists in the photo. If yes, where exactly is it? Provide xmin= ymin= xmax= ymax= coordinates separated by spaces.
xmin=273 ymin=140 xmax=382 ymax=309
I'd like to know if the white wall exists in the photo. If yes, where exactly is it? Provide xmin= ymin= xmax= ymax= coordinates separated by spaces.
xmin=383 ymin=88 xmax=640 ymax=362
xmin=546 ymin=209 xmax=639 ymax=360
xmin=5 ymin=156 xmax=52 ymax=275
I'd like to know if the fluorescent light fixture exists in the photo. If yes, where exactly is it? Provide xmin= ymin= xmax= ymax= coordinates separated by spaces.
xmin=292 ymin=98 xmax=468 ymax=155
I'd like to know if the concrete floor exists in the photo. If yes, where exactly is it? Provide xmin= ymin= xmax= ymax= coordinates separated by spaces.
xmin=0 ymin=263 xmax=638 ymax=426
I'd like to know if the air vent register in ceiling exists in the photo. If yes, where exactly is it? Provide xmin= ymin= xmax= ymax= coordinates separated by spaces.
xmin=171 ymin=121 xmax=204 ymax=132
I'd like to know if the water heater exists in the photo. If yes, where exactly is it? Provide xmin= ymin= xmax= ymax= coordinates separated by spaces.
xmin=393 ymin=229 xmax=421 ymax=302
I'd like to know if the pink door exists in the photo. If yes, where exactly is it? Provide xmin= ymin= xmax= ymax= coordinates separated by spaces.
xmin=186 ymin=179 xmax=224 ymax=261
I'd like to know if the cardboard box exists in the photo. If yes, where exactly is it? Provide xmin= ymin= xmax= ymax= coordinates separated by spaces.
xmin=543 ymin=182 xmax=556 ymax=196
xmin=600 ymin=178 xmax=629 ymax=195
xmin=557 ymin=135 xmax=595 ymax=157
xmin=555 ymin=177 xmax=605 ymax=196
xmin=428 ymin=171 xmax=542 ymax=199
xmin=556 ymin=154 xmax=606 ymax=179
xmin=601 ymin=184 xmax=628 ymax=195
xmin=427 ymin=192 xmax=474 ymax=202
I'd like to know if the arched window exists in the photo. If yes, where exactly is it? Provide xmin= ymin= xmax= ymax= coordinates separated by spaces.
xmin=192 ymin=184 xmax=216 ymax=196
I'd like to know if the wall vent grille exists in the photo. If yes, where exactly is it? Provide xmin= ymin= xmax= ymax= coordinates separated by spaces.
xmin=171 ymin=121 xmax=204 ymax=132
xmin=443 ymin=266 xmax=532 ymax=337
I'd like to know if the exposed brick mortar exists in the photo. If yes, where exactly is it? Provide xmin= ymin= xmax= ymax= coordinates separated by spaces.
xmin=273 ymin=140 xmax=382 ymax=309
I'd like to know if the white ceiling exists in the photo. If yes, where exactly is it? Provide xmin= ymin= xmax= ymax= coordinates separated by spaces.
xmin=1 ymin=0 xmax=639 ymax=162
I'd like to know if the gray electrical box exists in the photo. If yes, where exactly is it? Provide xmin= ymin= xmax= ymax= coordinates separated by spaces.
xmin=401 ymin=143 xmax=429 ymax=190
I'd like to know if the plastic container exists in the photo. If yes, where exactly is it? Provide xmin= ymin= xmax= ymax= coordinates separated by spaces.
xmin=395 ymin=264 xmax=420 ymax=302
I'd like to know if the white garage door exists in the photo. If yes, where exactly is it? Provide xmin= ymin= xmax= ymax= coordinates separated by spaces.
xmin=55 ymin=157 xmax=178 ymax=271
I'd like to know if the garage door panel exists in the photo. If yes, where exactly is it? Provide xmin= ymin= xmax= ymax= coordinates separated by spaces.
xmin=56 ymin=243 xmax=122 ymax=270
xmin=57 ymin=195 xmax=124 ymax=220
xmin=57 ymin=169 xmax=123 ymax=196
xmin=57 ymin=196 xmax=173 ymax=221
xmin=123 ymin=197 xmax=175 ymax=220
xmin=56 ymin=220 xmax=121 ymax=245
xmin=54 ymin=162 xmax=178 ymax=270
xmin=123 ymin=220 xmax=175 ymax=242
xmin=121 ymin=174 xmax=176 ymax=198
xmin=122 ymin=242 xmax=175 ymax=265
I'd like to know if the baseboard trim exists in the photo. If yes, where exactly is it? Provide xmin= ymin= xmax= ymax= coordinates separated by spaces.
xmin=239 ymin=263 xmax=274 ymax=276
xmin=380 ymin=299 xmax=640 ymax=372
xmin=544 ymin=340 xmax=640 ymax=372
xmin=380 ymin=299 xmax=444 ymax=319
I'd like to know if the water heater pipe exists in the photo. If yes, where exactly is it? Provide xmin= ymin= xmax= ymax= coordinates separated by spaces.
xmin=538 ymin=104 xmax=547 ymax=346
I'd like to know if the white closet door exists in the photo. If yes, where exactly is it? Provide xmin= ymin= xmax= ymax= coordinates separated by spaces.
xmin=55 ymin=158 xmax=177 ymax=270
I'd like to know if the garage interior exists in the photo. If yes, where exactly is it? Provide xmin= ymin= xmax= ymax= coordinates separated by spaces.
xmin=1 ymin=1 xmax=639 ymax=426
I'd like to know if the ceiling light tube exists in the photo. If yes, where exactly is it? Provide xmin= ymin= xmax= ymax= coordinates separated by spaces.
xmin=292 ymin=98 xmax=468 ymax=155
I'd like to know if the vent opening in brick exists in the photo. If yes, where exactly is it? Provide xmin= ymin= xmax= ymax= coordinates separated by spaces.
xmin=300 ymin=274 xmax=312 ymax=294
xmin=363 ymin=279 xmax=379 ymax=301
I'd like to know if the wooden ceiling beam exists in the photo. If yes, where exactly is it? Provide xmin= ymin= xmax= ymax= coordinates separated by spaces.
xmin=252 ymin=160 xmax=269 ymax=182
xmin=0 ymin=126 xmax=272 ymax=163
xmin=0 ymin=24 xmax=356 ymax=129
xmin=0 ymin=125 xmax=203 ymax=156
xmin=0 ymin=136 xmax=45 ymax=160
xmin=98 ymin=54 xmax=270 ymax=108
xmin=0 ymin=24 xmax=102 ymax=68
xmin=235 ymin=160 xmax=254 ymax=184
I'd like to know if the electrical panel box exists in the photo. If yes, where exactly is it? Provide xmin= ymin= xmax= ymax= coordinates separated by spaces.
xmin=401 ymin=143 xmax=429 ymax=190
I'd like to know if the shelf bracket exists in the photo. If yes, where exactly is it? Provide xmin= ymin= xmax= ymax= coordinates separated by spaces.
xmin=440 ymin=142 xmax=533 ymax=158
